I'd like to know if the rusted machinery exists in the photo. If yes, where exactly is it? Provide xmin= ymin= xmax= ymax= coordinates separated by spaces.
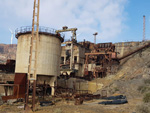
xmin=54 ymin=86 xmax=107 ymax=104
xmin=84 ymin=41 xmax=150 ymax=79
xmin=84 ymin=43 xmax=118 ymax=79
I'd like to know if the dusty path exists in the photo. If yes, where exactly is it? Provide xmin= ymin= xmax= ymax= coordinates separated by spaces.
xmin=0 ymin=98 xmax=142 ymax=113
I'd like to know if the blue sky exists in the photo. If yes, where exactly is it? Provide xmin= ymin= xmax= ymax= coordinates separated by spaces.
xmin=0 ymin=0 xmax=150 ymax=44
xmin=118 ymin=0 xmax=150 ymax=42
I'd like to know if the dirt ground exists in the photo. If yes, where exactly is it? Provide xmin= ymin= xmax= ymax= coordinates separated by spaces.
xmin=0 ymin=98 xmax=142 ymax=113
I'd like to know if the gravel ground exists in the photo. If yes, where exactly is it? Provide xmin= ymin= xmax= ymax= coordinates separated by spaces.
xmin=0 ymin=98 xmax=142 ymax=113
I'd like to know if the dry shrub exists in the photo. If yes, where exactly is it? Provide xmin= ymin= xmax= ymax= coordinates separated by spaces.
xmin=138 ymin=85 xmax=150 ymax=94
xmin=136 ymin=104 xmax=150 ymax=113
xmin=143 ymin=92 xmax=150 ymax=103
xmin=144 ymin=79 xmax=150 ymax=85
xmin=138 ymin=79 xmax=150 ymax=94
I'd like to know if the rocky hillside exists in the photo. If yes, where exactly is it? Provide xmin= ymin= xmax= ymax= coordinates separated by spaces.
xmin=0 ymin=44 xmax=17 ymax=63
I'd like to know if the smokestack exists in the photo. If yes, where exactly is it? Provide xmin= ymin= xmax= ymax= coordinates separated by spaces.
xmin=143 ymin=15 xmax=145 ymax=41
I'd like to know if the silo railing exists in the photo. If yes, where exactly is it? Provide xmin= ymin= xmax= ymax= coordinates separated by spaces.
xmin=15 ymin=26 xmax=65 ymax=39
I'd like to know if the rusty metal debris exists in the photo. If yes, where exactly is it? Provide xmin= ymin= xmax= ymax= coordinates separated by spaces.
xmin=54 ymin=86 xmax=107 ymax=104
xmin=0 ymin=59 xmax=15 ymax=73
xmin=1 ymin=73 xmax=27 ymax=101
xmin=75 ymin=97 xmax=83 ymax=105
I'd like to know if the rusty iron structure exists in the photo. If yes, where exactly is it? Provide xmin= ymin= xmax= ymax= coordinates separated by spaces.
xmin=0 ymin=59 xmax=15 ymax=73
xmin=84 ymin=41 xmax=150 ymax=79
xmin=84 ymin=43 xmax=118 ymax=79
xmin=0 ymin=73 xmax=27 ymax=101
xmin=75 ymin=97 xmax=84 ymax=105
xmin=56 ymin=26 xmax=77 ymax=40
xmin=24 ymin=0 xmax=40 ymax=111
xmin=54 ymin=86 xmax=107 ymax=102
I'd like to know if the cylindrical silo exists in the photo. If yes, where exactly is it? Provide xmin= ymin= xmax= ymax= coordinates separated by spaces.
xmin=15 ymin=26 xmax=64 ymax=95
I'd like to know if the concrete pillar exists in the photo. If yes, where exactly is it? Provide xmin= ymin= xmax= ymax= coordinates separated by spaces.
xmin=121 ymin=42 xmax=124 ymax=57
xmin=51 ymin=85 xmax=55 ymax=96
xmin=64 ymin=55 xmax=66 ymax=64
xmin=49 ymin=77 xmax=56 ymax=96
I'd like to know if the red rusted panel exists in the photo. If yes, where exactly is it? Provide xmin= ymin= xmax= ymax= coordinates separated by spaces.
xmin=111 ymin=52 xmax=117 ymax=59
xmin=13 ymin=73 xmax=27 ymax=98
xmin=2 ymin=73 xmax=27 ymax=100
xmin=2 ymin=95 xmax=26 ymax=101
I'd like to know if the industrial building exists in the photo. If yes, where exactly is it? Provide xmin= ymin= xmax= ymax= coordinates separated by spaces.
xmin=0 ymin=0 xmax=150 ymax=112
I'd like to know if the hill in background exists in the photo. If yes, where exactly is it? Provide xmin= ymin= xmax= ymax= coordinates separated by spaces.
xmin=0 ymin=44 xmax=17 ymax=63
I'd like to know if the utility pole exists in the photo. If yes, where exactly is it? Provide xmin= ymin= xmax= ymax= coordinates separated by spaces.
xmin=93 ymin=32 xmax=98 ymax=44
xmin=143 ymin=15 xmax=145 ymax=42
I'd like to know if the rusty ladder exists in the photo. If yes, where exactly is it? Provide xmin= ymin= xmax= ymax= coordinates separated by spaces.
xmin=24 ymin=0 xmax=40 ymax=111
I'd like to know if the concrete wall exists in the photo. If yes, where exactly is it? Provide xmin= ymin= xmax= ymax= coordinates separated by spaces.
xmin=60 ymin=44 xmax=86 ymax=77
xmin=115 ymin=41 xmax=149 ymax=58
xmin=58 ymin=78 xmax=104 ymax=93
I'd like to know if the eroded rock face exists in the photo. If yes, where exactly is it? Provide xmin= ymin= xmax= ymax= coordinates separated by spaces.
xmin=0 ymin=44 xmax=17 ymax=63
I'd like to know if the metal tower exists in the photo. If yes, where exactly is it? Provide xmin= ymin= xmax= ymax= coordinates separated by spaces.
xmin=25 ymin=0 xmax=40 ymax=111
xmin=93 ymin=32 xmax=98 ymax=44
xmin=143 ymin=15 xmax=145 ymax=41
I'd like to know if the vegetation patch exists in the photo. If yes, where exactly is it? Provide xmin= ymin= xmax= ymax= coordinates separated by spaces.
xmin=144 ymin=79 xmax=150 ymax=85
xmin=136 ymin=104 xmax=150 ymax=113
xmin=138 ymin=85 xmax=150 ymax=94
xmin=114 ymin=87 xmax=119 ymax=92
xmin=143 ymin=92 xmax=150 ymax=103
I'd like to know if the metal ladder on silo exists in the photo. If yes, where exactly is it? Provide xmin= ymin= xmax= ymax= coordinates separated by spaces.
xmin=24 ymin=0 xmax=40 ymax=111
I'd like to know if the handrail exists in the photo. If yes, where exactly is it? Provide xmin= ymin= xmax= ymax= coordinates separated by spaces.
xmin=15 ymin=26 xmax=65 ymax=38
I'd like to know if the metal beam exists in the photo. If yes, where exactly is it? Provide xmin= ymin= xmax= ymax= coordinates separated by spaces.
xmin=85 ymin=52 xmax=113 ymax=56
xmin=56 ymin=28 xmax=77 ymax=33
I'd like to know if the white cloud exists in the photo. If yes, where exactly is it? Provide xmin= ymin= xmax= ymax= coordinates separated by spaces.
xmin=0 ymin=0 xmax=128 ymax=43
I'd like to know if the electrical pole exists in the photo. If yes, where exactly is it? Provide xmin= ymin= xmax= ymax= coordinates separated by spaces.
xmin=93 ymin=32 xmax=98 ymax=44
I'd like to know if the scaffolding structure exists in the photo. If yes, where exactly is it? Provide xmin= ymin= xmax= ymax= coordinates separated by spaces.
xmin=25 ymin=0 xmax=40 ymax=111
